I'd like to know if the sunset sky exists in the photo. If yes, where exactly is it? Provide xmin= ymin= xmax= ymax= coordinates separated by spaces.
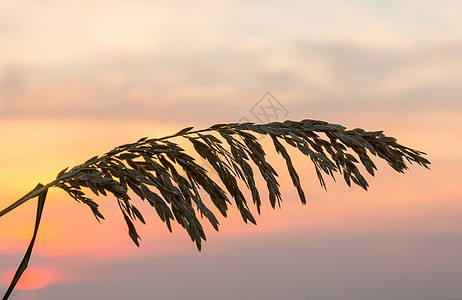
xmin=1 ymin=0 xmax=462 ymax=299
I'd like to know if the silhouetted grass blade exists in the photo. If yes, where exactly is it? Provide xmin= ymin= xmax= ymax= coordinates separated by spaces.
xmin=0 ymin=119 xmax=431 ymax=298
xmin=2 ymin=184 xmax=48 ymax=300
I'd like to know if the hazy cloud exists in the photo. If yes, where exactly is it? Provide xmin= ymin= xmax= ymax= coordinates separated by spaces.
xmin=1 ymin=42 xmax=461 ymax=124
xmin=2 ymin=0 xmax=462 ymax=124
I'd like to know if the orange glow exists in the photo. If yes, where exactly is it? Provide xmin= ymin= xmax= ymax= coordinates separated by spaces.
xmin=0 ymin=117 xmax=456 ymax=244
xmin=1 ymin=268 xmax=57 ymax=290
xmin=1 ymin=115 xmax=456 ymax=260
xmin=1 ymin=1 xmax=461 ymax=298
xmin=0 ymin=118 xmax=178 ymax=196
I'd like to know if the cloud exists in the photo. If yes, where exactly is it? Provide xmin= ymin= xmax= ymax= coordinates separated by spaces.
xmin=1 ymin=3 xmax=461 ymax=299
xmin=1 ymin=1 xmax=461 ymax=125
xmin=1 ymin=41 xmax=461 ymax=126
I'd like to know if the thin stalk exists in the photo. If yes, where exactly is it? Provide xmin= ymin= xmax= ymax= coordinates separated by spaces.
xmin=0 ymin=180 xmax=57 ymax=218
xmin=2 ymin=184 xmax=48 ymax=300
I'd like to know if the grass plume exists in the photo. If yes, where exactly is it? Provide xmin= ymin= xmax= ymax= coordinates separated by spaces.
xmin=0 ymin=119 xmax=430 ymax=299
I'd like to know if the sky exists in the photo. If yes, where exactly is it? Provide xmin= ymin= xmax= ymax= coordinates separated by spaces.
xmin=1 ymin=0 xmax=462 ymax=299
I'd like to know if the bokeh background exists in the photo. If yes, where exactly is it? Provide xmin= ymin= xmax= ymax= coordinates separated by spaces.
xmin=1 ymin=1 xmax=462 ymax=299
